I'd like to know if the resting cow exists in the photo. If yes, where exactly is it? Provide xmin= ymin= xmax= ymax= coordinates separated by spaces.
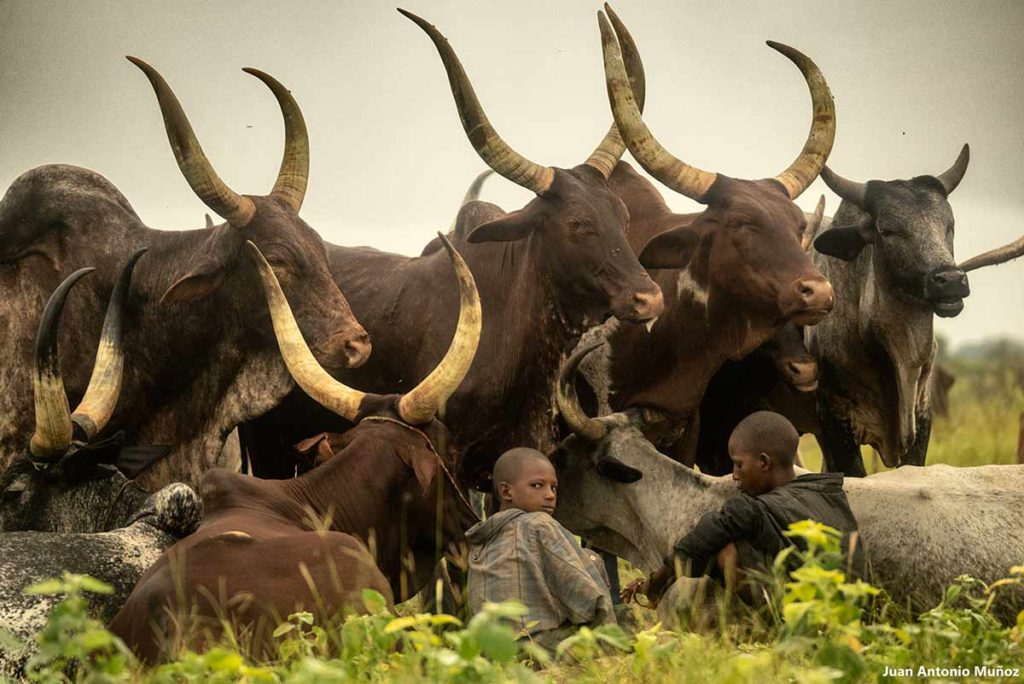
xmin=810 ymin=149 xmax=1024 ymax=474
xmin=239 ymin=7 xmax=664 ymax=488
xmin=112 ymin=236 xmax=481 ymax=662
xmin=0 ymin=264 xmax=200 ymax=678
xmin=572 ymin=13 xmax=834 ymax=464
xmin=554 ymin=346 xmax=1024 ymax=624
xmin=0 ymin=57 xmax=368 ymax=497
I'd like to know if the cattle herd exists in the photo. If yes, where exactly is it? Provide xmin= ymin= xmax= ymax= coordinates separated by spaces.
xmin=1 ymin=4 xmax=1023 ymax=676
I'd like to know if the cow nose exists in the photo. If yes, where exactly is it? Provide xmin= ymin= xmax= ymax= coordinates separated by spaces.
xmin=785 ymin=360 xmax=818 ymax=390
xmin=929 ymin=269 xmax=969 ymax=290
xmin=343 ymin=332 xmax=372 ymax=369
xmin=632 ymin=289 xmax=665 ymax=320
xmin=784 ymin=277 xmax=833 ymax=325
xmin=796 ymin=278 xmax=833 ymax=310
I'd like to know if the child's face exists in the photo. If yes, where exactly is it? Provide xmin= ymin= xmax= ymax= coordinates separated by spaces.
xmin=498 ymin=458 xmax=558 ymax=514
xmin=729 ymin=446 xmax=772 ymax=496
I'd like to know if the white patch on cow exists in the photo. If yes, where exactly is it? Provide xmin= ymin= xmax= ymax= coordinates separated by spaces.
xmin=675 ymin=270 xmax=709 ymax=311
xmin=216 ymin=530 xmax=254 ymax=542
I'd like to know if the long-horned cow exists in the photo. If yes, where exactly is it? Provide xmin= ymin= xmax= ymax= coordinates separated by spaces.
xmin=112 ymin=236 xmax=482 ymax=663
xmin=810 ymin=149 xmax=1024 ymax=474
xmin=241 ymin=7 xmax=664 ymax=487
xmin=0 ymin=59 xmax=368 ymax=504
xmin=571 ymin=10 xmax=834 ymax=463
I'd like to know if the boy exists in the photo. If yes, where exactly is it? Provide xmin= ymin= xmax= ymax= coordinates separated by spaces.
xmin=622 ymin=411 xmax=866 ymax=607
xmin=466 ymin=447 xmax=615 ymax=650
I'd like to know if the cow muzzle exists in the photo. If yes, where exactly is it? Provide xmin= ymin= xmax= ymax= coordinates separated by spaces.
xmin=612 ymin=280 xmax=665 ymax=323
xmin=313 ymin=329 xmax=372 ymax=371
xmin=924 ymin=268 xmax=970 ymax=318
xmin=782 ymin=359 xmax=818 ymax=392
xmin=781 ymin=276 xmax=833 ymax=325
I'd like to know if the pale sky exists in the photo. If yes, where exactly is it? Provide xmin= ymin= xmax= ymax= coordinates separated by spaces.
xmin=1 ymin=0 xmax=1021 ymax=348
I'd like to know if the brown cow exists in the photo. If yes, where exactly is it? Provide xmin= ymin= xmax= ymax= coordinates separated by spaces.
xmin=568 ymin=11 xmax=834 ymax=463
xmin=241 ymin=8 xmax=665 ymax=487
xmin=0 ymin=59 xmax=368 ymax=500
xmin=111 ymin=235 xmax=481 ymax=662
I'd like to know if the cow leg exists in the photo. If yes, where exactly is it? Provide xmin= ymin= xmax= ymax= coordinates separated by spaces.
xmin=902 ymin=409 xmax=932 ymax=466
xmin=817 ymin=397 xmax=867 ymax=476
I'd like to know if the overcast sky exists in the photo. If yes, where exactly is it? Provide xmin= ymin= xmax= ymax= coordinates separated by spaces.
xmin=1 ymin=0 xmax=1021 ymax=348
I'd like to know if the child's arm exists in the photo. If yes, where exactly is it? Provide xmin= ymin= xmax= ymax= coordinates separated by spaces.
xmin=535 ymin=521 xmax=615 ymax=626
xmin=668 ymin=496 xmax=763 ymax=578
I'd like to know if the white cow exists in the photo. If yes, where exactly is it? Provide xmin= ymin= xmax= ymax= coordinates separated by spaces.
xmin=554 ymin=426 xmax=1024 ymax=623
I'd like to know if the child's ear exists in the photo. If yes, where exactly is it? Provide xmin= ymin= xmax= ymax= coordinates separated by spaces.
xmin=498 ymin=482 xmax=513 ymax=502
xmin=758 ymin=453 xmax=772 ymax=470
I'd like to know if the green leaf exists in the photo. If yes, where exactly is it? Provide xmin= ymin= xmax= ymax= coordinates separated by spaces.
xmin=272 ymin=623 xmax=296 ymax=638
xmin=476 ymin=623 xmax=518 ymax=663
xmin=384 ymin=616 xmax=418 ymax=633
xmin=23 ymin=579 xmax=64 ymax=596
xmin=362 ymin=589 xmax=388 ymax=614
xmin=76 ymin=575 xmax=114 ymax=595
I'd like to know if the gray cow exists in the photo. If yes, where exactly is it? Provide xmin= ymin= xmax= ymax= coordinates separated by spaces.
xmin=553 ymin=348 xmax=1024 ymax=624
xmin=0 ymin=482 xmax=200 ymax=680
xmin=809 ymin=147 xmax=1022 ymax=474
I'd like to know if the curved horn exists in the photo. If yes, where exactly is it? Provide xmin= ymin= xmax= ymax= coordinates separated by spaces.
xmin=243 ymin=67 xmax=310 ymax=212
xmin=70 ymin=249 xmax=146 ymax=442
xmin=959 ymin=234 xmax=1024 ymax=272
xmin=821 ymin=165 xmax=868 ymax=208
xmin=556 ymin=341 xmax=609 ymax=443
xmin=247 ymin=242 xmax=366 ymax=422
xmin=30 ymin=268 xmax=95 ymax=461
xmin=584 ymin=4 xmax=647 ymax=178
xmin=461 ymin=169 xmax=494 ymax=206
xmin=398 ymin=233 xmax=483 ymax=425
xmin=935 ymin=144 xmax=970 ymax=196
xmin=128 ymin=56 xmax=257 ymax=226
xmin=398 ymin=9 xmax=555 ymax=194
xmin=599 ymin=10 xmax=717 ymax=202
xmin=801 ymin=194 xmax=827 ymax=251
xmin=766 ymin=41 xmax=836 ymax=199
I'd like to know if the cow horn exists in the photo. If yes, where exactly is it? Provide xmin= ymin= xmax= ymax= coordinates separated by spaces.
xmin=766 ymin=41 xmax=836 ymax=200
xmin=399 ymin=9 xmax=555 ymax=194
xmin=30 ymin=268 xmax=95 ymax=462
xmin=398 ymin=233 xmax=483 ymax=425
xmin=820 ymin=165 xmax=868 ymax=209
xmin=128 ymin=56 xmax=257 ymax=226
xmin=584 ymin=4 xmax=646 ymax=178
xmin=802 ymin=195 xmax=827 ymax=251
xmin=243 ymin=68 xmax=310 ymax=213
xmin=247 ymin=242 xmax=366 ymax=422
xmin=935 ymin=144 xmax=970 ymax=196
xmin=556 ymin=341 xmax=609 ymax=443
xmin=959 ymin=234 xmax=1024 ymax=272
xmin=599 ymin=10 xmax=717 ymax=202
xmin=461 ymin=169 xmax=494 ymax=206
xmin=69 ymin=249 xmax=146 ymax=442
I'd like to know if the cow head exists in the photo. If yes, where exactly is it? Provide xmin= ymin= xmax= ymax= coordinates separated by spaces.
xmin=1 ymin=252 xmax=177 ymax=532
xmin=129 ymin=58 xmax=370 ymax=369
xmin=402 ymin=8 xmax=663 ymax=325
xmin=814 ymin=146 xmax=971 ymax=318
xmin=598 ymin=11 xmax=834 ymax=329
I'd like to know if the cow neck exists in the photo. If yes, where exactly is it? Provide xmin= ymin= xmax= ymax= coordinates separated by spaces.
xmin=811 ymin=201 xmax=937 ymax=460
xmin=117 ymin=226 xmax=291 ymax=489
xmin=607 ymin=264 xmax=776 ymax=426
xmin=451 ymin=234 xmax=584 ymax=461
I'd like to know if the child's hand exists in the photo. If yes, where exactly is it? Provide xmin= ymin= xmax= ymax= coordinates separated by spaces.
xmin=620 ymin=578 xmax=656 ymax=608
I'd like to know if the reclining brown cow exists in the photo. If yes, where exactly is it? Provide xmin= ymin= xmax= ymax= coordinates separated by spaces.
xmin=111 ymin=235 xmax=481 ymax=662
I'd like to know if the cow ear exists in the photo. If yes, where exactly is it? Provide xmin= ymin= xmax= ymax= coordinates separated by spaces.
xmin=466 ymin=207 xmax=536 ymax=243
xmin=397 ymin=445 xmax=439 ymax=494
xmin=814 ymin=224 xmax=873 ymax=261
xmin=639 ymin=227 xmax=700 ymax=269
xmin=160 ymin=226 xmax=241 ymax=304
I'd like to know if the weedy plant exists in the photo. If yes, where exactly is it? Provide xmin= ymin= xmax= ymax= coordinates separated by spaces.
xmin=16 ymin=522 xmax=1024 ymax=683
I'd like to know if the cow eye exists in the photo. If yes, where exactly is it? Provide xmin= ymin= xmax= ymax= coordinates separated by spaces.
xmin=569 ymin=220 xmax=594 ymax=237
